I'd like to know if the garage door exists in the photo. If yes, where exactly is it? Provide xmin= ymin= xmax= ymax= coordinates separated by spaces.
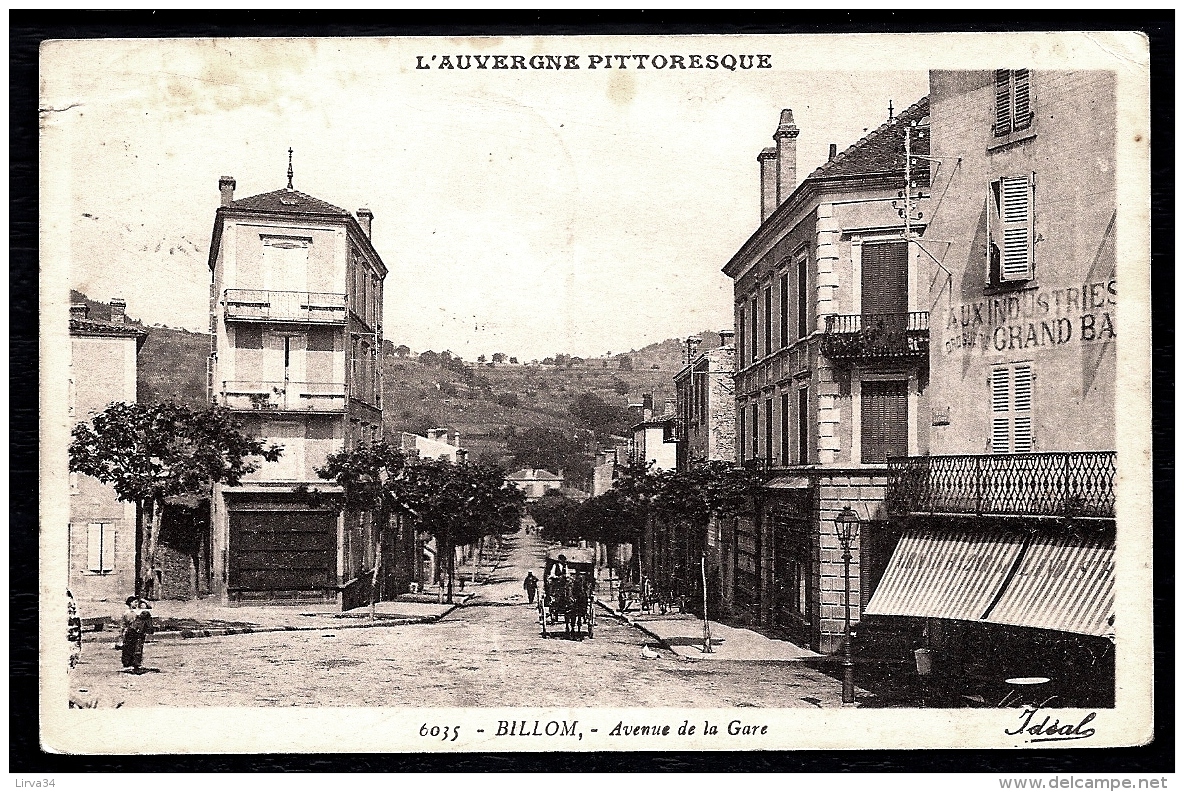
xmin=229 ymin=510 xmax=336 ymax=593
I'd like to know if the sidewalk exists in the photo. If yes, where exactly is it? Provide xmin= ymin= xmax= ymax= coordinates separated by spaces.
xmin=595 ymin=594 xmax=820 ymax=662
xmin=78 ymin=594 xmax=469 ymax=644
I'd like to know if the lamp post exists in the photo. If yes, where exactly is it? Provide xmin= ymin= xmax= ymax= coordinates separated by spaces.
xmin=834 ymin=506 xmax=860 ymax=705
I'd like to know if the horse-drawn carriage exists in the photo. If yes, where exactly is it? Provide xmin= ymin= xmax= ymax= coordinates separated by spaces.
xmin=539 ymin=547 xmax=596 ymax=639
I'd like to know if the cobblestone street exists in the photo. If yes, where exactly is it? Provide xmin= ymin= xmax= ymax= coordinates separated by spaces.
xmin=69 ymin=533 xmax=853 ymax=708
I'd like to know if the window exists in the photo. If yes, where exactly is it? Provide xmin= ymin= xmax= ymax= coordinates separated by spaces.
xmin=779 ymin=272 xmax=790 ymax=348
xmin=861 ymin=380 xmax=909 ymax=463
xmin=750 ymin=296 xmax=759 ymax=361
xmin=234 ymin=326 xmax=263 ymax=349
xmin=797 ymin=387 xmax=809 ymax=464
xmin=751 ymin=400 xmax=759 ymax=460
xmin=988 ymin=174 xmax=1035 ymax=284
xmin=796 ymin=257 xmax=808 ymax=339
xmin=737 ymin=306 xmax=746 ymax=367
xmin=781 ymin=392 xmax=790 ymax=466
xmin=765 ymin=397 xmax=773 ymax=463
xmin=994 ymin=69 xmax=1032 ymax=137
xmin=763 ymin=286 xmax=772 ymax=358
xmin=86 ymin=522 xmax=114 ymax=573
xmin=738 ymin=405 xmax=746 ymax=462
xmin=991 ymin=364 xmax=1033 ymax=453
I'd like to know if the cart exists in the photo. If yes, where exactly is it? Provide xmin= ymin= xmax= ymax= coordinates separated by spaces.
xmin=539 ymin=547 xmax=596 ymax=639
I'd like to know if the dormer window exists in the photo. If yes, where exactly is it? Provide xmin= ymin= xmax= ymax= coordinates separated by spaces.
xmin=993 ymin=69 xmax=1032 ymax=137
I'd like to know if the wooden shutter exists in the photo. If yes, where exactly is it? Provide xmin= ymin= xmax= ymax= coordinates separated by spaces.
xmin=738 ymin=306 xmax=746 ymax=366
xmin=764 ymin=286 xmax=772 ymax=358
xmin=87 ymin=522 xmax=111 ymax=572
xmin=779 ymin=272 xmax=789 ymax=348
xmin=781 ymin=392 xmax=790 ymax=466
xmin=998 ymin=175 xmax=1034 ymax=281
xmin=765 ymin=397 xmax=773 ymax=463
xmin=797 ymin=387 xmax=809 ymax=464
xmin=1013 ymin=69 xmax=1031 ymax=130
xmin=1012 ymin=364 xmax=1033 ymax=452
xmin=797 ymin=257 xmax=808 ymax=339
xmin=861 ymin=242 xmax=908 ymax=315
xmin=991 ymin=365 xmax=1033 ymax=453
xmin=991 ymin=368 xmax=1011 ymax=453
xmin=861 ymin=380 xmax=909 ymax=462
xmin=994 ymin=69 xmax=1013 ymax=135
xmin=751 ymin=296 xmax=759 ymax=361
xmin=738 ymin=405 xmax=746 ymax=462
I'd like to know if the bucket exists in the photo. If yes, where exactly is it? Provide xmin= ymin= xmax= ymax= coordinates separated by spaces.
xmin=914 ymin=648 xmax=933 ymax=677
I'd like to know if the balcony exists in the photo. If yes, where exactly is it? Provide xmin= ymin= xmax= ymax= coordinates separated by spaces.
xmin=821 ymin=312 xmax=929 ymax=361
xmin=665 ymin=417 xmax=686 ymax=442
xmin=222 ymin=381 xmax=347 ymax=412
xmin=223 ymin=289 xmax=347 ymax=324
xmin=887 ymin=452 xmax=1116 ymax=519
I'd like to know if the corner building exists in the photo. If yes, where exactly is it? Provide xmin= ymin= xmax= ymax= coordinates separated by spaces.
xmin=207 ymin=175 xmax=388 ymax=608
xmin=863 ymin=71 xmax=1116 ymax=706
xmin=722 ymin=101 xmax=932 ymax=652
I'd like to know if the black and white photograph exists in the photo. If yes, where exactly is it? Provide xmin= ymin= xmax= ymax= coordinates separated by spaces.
xmin=37 ymin=30 xmax=1153 ymax=754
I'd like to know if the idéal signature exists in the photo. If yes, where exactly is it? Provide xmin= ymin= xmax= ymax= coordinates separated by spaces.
xmin=1005 ymin=707 xmax=1098 ymax=743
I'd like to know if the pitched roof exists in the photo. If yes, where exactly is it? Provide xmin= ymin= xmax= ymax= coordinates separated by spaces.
xmin=804 ymin=96 xmax=930 ymax=184
xmin=505 ymin=468 xmax=563 ymax=481
xmin=225 ymin=188 xmax=352 ymax=217
xmin=69 ymin=317 xmax=147 ymax=340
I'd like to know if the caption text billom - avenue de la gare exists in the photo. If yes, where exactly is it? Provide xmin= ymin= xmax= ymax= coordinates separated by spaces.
xmin=416 ymin=54 xmax=773 ymax=71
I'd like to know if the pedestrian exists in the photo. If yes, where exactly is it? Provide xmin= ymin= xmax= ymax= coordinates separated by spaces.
xmin=120 ymin=596 xmax=153 ymax=674
xmin=67 ymin=589 xmax=82 ymax=671
xmin=523 ymin=571 xmax=538 ymax=604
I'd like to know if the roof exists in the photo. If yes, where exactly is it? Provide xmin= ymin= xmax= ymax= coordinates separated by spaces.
xmin=224 ymin=188 xmax=351 ymax=217
xmin=805 ymin=96 xmax=930 ymax=183
xmin=69 ymin=318 xmax=147 ymax=342
xmin=723 ymin=95 xmax=930 ymax=279
xmin=505 ymin=468 xmax=564 ymax=482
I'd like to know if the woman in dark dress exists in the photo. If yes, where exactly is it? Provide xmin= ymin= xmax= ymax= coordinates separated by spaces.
xmin=120 ymin=596 xmax=152 ymax=673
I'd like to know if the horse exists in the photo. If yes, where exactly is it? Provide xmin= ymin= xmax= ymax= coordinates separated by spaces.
xmin=565 ymin=574 xmax=594 ymax=638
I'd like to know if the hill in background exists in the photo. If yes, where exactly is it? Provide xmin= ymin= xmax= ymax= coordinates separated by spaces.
xmin=70 ymin=291 xmax=726 ymax=486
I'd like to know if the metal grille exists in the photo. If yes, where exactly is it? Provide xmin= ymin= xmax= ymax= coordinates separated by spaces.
xmin=887 ymin=452 xmax=1116 ymax=519
xmin=821 ymin=312 xmax=929 ymax=360
xmin=224 ymin=289 xmax=347 ymax=324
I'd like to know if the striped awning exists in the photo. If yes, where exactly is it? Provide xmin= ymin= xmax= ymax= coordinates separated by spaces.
xmin=864 ymin=528 xmax=1025 ymax=621
xmin=984 ymin=534 xmax=1115 ymax=637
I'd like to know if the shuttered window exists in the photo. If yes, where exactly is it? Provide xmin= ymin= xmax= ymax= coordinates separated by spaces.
xmin=989 ymin=174 xmax=1035 ymax=283
xmin=86 ymin=522 xmax=114 ymax=573
xmin=781 ymin=392 xmax=790 ymax=466
xmin=751 ymin=400 xmax=760 ymax=459
xmin=751 ymin=296 xmax=759 ymax=361
xmin=764 ymin=286 xmax=772 ymax=358
xmin=737 ymin=306 xmax=746 ymax=367
xmin=779 ymin=272 xmax=790 ymax=348
xmin=738 ymin=405 xmax=746 ymax=462
xmin=797 ymin=387 xmax=809 ymax=464
xmin=994 ymin=69 xmax=1033 ymax=137
xmin=991 ymin=364 xmax=1034 ymax=454
xmin=765 ymin=397 xmax=774 ymax=464
xmin=796 ymin=257 xmax=808 ymax=339
xmin=861 ymin=380 xmax=909 ymax=463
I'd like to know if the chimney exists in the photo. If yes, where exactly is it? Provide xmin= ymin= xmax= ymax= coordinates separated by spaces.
xmin=356 ymin=208 xmax=373 ymax=238
xmin=773 ymin=109 xmax=799 ymax=204
xmin=109 ymin=297 xmax=126 ymax=324
xmin=448 ymin=430 xmax=461 ymax=447
xmin=758 ymin=147 xmax=778 ymax=222
xmin=663 ymin=399 xmax=676 ymax=417
xmin=219 ymin=176 xmax=236 ymax=207
xmin=642 ymin=393 xmax=653 ymax=413
xmin=686 ymin=336 xmax=702 ymax=364
xmin=829 ymin=143 xmax=837 ymax=161
xmin=719 ymin=329 xmax=735 ymax=347
xmin=70 ymin=303 xmax=89 ymax=321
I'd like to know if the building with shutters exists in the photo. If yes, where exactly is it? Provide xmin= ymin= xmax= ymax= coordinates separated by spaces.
xmin=207 ymin=169 xmax=389 ymax=609
xmin=68 ymin=300 xmax=147 ymax=603
xmin=720 ymin=100 xmax=932 ymax=652
xmin=861 ymin=71 xmax=1117 ymax=706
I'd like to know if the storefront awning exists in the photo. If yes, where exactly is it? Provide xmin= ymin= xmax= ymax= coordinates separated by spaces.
xmin=766 ymin=475 xmax=810 ymax=489
xmin=984 ymin=534 xmax=1115 ymax=637
xmin=863 ymin=528 xmax=1025 ymax=621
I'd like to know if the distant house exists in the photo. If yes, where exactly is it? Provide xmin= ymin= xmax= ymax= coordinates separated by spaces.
xmin=627 ymin=393 xmax=678 ymax=473
xmin=400 ymin=428 xmax=467 ymax=464
xmin=504 ymin=468 xmax=564 ymax=501
xmin=69 ymin=299 xmax=146 ymax=603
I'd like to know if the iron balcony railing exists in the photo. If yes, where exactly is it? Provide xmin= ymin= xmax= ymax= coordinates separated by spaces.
xmin=821 ymin=312 xmax=929 ymax=361
xmin=223 ymin=289 xmax=347 ymax=324
xmin=665 ymin=417 xmax=686 ymax=442
xmin=221 ymin=381 xmax=347 ymax=412
xmin=887 ymin=451 xmax=1116 ymax=519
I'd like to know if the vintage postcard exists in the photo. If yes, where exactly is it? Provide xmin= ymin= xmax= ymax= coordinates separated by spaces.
xmin=39 ymin=31 xmax=1152 ymax=753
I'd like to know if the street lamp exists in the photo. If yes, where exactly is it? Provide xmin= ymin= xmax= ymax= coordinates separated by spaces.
xmin=834 ymin=505 xmax=860 ymax=705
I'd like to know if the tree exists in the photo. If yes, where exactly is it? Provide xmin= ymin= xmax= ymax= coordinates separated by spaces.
xmin=477 ymin=354 xmax=487 ymax=363
xmin=395 ymin=344 xmax=411 ymax=358
xmin=495 ymin=391 xmax=520 ymax=408
xmin=617 ymin=355 xmax=633 ymax=371
xmin=492 ymin=352 xmax=507 ymax=364
xmin=541 ymin=357 xmax=555 ymax=366
xmin=569 ymin=391 xmax=633 ymax=436
xmin=418 ymin=350 xmax=440 ymax=367
xmin=527 ymin=492 xmax=581 ymax=543
xmin=69 ymin=401 xmax=282 ymax=598
xmin=505 ymin=426 xmax=592 ymax=486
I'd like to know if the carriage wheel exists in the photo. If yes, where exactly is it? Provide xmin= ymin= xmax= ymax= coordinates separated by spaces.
xmin=587 ymin=604 xmax=594 ymax=638
xmin=539 ymin=600 xmax=548 ymax=638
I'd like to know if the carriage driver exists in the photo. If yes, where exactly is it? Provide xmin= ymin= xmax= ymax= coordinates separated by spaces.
xmin=547 ymin=554 xmax=569 ymax=580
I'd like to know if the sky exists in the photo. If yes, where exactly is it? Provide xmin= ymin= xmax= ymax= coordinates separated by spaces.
xmin=42 ymin=36 xmax=927 ymax=360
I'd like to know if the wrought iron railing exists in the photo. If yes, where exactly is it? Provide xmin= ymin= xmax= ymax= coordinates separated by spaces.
xmin=665 ymin=417 xmax=686 ymax=442
xmin=887 ymin=452 xmax=1116 ymax=519
xmin=221 ymin=381 xmax=347 ymax=412
xmin=224 ymin=289 xmax=347 ymax=324
xmin=821 ymin=312 xmax=929 ymax=360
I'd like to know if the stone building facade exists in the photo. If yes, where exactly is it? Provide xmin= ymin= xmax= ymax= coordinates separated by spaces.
xmin=722 ymin=100 xmax=932 ymax=652
xmin=207 ymin=172 xmax=389 ymax=608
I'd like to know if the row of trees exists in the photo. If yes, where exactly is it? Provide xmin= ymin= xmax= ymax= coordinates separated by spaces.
xmin=527 ymin=460 xmax=763 ymax=580
xmin=69 ymin=401 xmax=524 ymax=603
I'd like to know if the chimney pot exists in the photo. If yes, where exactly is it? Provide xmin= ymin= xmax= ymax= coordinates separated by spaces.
xmin=773 ymin=108 xmax=799 ymax=205
xmin=719 ymin=329 xmax=735 ymax=346
xmin=109 ymin=297 xmax=126 ymax=324
xmin=219 ymin=176 xmax=236 ymax=207
xmin=70 ymin=303 xmax=89 ymax=320
xmin=829 ymin=143 xmax=838 ymax=161
xmin=357 ymin=208 xmax=374 ymax=238
xmin=758 ymin=147 xmax=778 ymax=222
